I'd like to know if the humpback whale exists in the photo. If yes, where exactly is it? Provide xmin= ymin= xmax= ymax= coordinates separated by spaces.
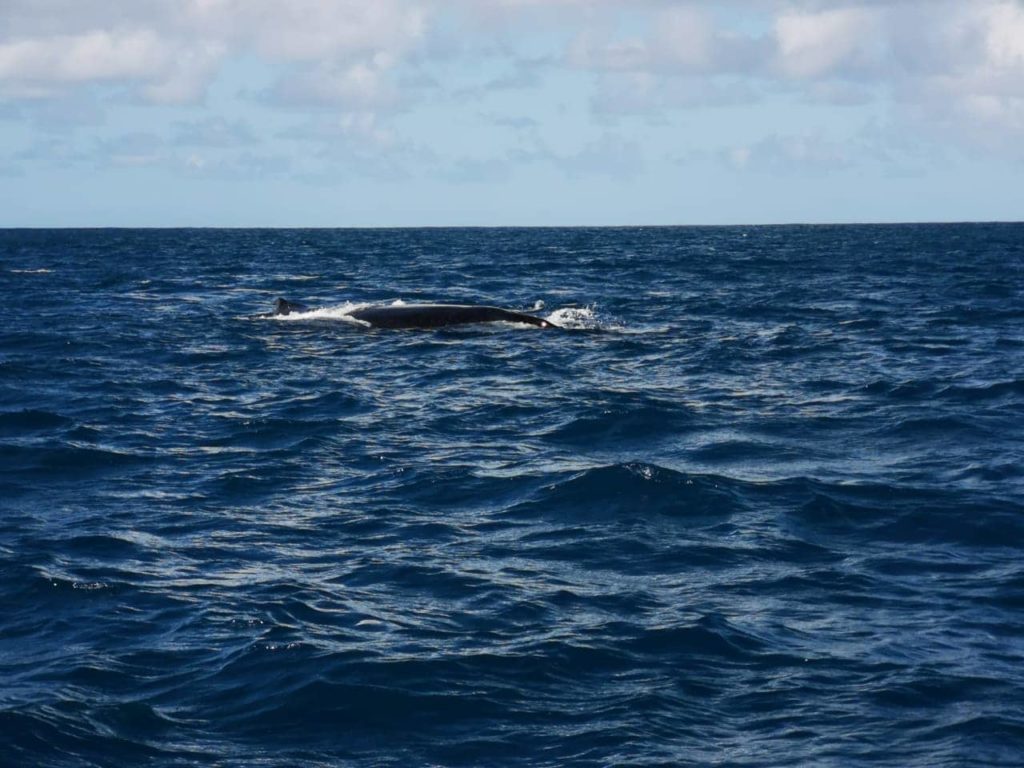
xmin=271 ymin=298 xmax=559 ymax=329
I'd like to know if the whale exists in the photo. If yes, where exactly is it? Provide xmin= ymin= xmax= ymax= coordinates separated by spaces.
xmin=271 ymin=298 xmax=559 ymax=329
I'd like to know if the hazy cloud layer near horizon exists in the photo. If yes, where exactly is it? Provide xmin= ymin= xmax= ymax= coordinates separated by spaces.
xmin=2 ymin=0 xmax=1022 ymax=225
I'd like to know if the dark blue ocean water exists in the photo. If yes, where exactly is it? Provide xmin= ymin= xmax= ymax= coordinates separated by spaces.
xmin=1 ymin=224 xmax=1023 ymax=767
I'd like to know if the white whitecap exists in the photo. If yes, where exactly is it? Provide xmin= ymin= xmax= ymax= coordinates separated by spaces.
xmin=547 ymin=306 xmax=600 ymax=330
xmin=272 ymin=302 xmax=372 ymax=325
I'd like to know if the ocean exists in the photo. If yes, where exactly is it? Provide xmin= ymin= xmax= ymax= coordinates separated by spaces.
xmin=1 ymin=224 xmax=1022 ymax=767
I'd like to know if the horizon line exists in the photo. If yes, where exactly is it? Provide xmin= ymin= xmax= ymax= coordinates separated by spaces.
xmin=1 ymin=219 xmax=1022 ymax=231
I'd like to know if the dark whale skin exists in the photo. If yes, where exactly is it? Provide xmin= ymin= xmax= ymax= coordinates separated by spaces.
xmin=349 ymin=304 xmax=557 ymax=329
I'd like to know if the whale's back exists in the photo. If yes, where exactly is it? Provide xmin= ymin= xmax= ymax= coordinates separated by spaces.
xmin=349 ymin=304 xmax=556 ymax=329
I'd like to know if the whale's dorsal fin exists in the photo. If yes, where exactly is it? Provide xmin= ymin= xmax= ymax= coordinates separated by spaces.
xmin=274 ymin=298 xmax=309 ymax=316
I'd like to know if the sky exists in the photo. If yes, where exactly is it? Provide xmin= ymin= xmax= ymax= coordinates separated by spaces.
xmin=1 ymin=0 xmax=1023 ymax=227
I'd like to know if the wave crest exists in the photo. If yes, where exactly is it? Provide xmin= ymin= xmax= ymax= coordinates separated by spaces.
xmin=512 ymin=463 xmax=743 ymax=519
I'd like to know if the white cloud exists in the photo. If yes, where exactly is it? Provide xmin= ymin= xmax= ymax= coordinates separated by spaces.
xmin=95 ymin=132 xmax=166 ymax=167
xmin=269 ymin=56 xmax=401 ymax=110
xmin=442 ymin=155 xmax=511 ymax=184
xmin=983 ymin=2 xmax=1024 ymax=67
xmin=512 ymin=132 xmax=643 ymax=179
xmin=185 ymin=0 xmax=427 ymax=61
xmin=14 ymin=135 xmax=90 ymax=167
xmin=0 ymin=0 xmax=429 ymax=105
xmin=561 ymin=0 xmax=1024 ymax=151
xmin=566 ymin=5 xmax=760 ymax=76
xmin=143 ymin=40 xmax=225 ymax=104
xmin=774 ymin=7 xmax=884 ymax=79
xmin=2 ymin=0 xmax=1023 ymax=165
xmin=276 ymin=110 xmax=438 ymax=182
xmin=0 ymin=29 xmax=180 ymax=97
xmin=652 ymin=7 xmax=718 ymax=72
xmin=173 ymin=117 xmax=258 ymax=147
xmin=723 ymin=133 xmax=853 ymax=174
xmin=882 ymin=2 xmax=1024 ymax=152
xmin=590 ymin=71 xmax=758 ymax=116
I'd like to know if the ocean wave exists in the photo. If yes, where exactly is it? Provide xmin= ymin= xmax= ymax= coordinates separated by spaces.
xmin=0 ymin=443 xmax=150 ymax=477
xmin=0 ymin=409 xmax=73 ymax=433
xmin=509 ymin=463 xmax=745 ymax=519
xmin=542 ymin=400 xmax=697 ymax=446
xmin=939 ymin=379 xmax=1024 ymax=402
xmin=687 ymin=438 xmax=800 ymax=463
xmin=786 ymin=479 xmax=1024 ymax=546
xmin=884 ymin=415 xmax=991 ymax=438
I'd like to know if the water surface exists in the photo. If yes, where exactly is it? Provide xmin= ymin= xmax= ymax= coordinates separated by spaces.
xmin=1 ymin=224 xmax=1023 ymax=766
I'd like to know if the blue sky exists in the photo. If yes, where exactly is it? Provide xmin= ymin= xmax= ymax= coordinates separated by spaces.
xmin=1 ymin=0 xmax=1022 ymax=226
